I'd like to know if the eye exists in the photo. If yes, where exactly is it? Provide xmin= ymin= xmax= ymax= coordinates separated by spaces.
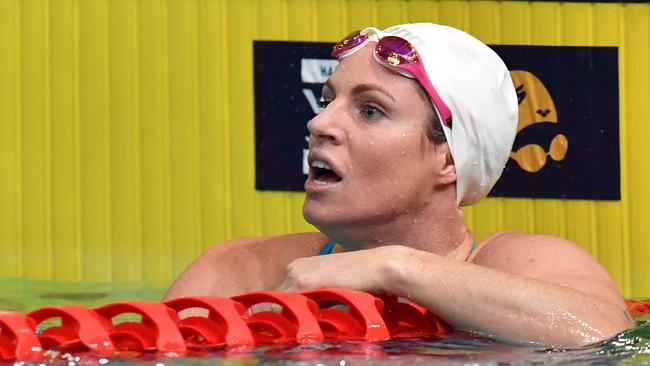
xmin=361 ymin=105 xmax=384 ymax=119
xmin=317 ymin=98 xmax=331 ymax=108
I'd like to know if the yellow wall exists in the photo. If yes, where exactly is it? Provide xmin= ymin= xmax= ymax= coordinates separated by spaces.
xmin=1 ymin=0 xmax=648 ymax=296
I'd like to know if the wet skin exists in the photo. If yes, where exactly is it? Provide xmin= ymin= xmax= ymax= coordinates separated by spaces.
xmin=165 ymin=44 xmax=634 ymax=347
xmin=303 ymin=44 xmax=464 ymax=252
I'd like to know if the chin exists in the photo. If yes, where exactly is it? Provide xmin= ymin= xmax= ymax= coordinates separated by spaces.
xmin=302 ymin=200 xmax=325 ymax=227
xmin=303 ymin=200 xmax=344 ymax=233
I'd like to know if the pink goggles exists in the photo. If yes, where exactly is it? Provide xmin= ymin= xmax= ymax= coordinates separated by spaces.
xmin=332 ymin=29 xmax=452 ymax=127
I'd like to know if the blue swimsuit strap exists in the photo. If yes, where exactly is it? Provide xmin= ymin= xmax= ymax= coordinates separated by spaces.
xmin=317 ymin=239 xmax=337 ymax=255
xmin=317 ymin=240 xmax=478 ymax=256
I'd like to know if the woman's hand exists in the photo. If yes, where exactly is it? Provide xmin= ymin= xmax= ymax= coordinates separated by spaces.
xmin=276 ymin=245 xmax=412 ymax=294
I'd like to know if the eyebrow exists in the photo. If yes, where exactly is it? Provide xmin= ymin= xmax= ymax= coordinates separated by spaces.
xmin=351 ymin=83 xmax=396 ymax=103
xmin=322 ymin=80 xmax=396 ymax=103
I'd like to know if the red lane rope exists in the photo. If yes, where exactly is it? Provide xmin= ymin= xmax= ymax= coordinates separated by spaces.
xmin=0 ymin=288 xmax=450 ymax=361
xmin=3 ymin=290 xmax=645 ymax=361
xmin=626 ymin=299 xmax=650 ymax=317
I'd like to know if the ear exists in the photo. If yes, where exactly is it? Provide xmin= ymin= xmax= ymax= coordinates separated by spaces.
xmin=436 ymin=145 xmax=457 ymax=185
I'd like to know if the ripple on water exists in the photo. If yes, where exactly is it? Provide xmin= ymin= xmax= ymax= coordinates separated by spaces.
xmin=22 ymin=325 xmax=650 ymax=366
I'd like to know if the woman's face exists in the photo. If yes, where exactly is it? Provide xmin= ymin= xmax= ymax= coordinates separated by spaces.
xmin=302 ymin=43 xmax=451 ymax=240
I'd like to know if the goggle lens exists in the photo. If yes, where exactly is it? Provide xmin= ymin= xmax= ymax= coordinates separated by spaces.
xmin=332 ymin=30 xmax=370 ymax=58
xmin=375 ymin=36 xmax=419 ymax=66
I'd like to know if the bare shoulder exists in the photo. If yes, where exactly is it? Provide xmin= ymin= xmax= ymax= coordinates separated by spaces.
xmin=470 ymin=230 xmax=626 ymax=308
xmin=471 ymin=231 xmax=597 ymax=273
xmin=205 ymin=232 xmax=330 ymax=259
xmin=471 ymin=230 xmax=609 ymax=281
xmin=195 ymin=231 xmax=332 ymax=274
xmin=165 ymin=232 xmax=329 ymax=299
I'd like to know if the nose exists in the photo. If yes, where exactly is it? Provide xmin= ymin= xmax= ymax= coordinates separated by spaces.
xmin=306 ymin=104 xmax=345 ymax=146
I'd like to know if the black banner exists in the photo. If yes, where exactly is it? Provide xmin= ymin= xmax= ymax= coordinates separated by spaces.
xmin=254 ymin=41 xmax=620 ymax=200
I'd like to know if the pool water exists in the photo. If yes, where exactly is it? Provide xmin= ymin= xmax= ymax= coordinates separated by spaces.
xmin=3 ymin=278 xmax=650 ymax=365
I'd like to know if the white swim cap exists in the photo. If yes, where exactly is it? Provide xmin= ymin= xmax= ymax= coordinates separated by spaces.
xmin=347 ymin=23 xmax=519 ymax=206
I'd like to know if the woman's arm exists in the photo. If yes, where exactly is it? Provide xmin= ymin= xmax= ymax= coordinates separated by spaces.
xmin=164 ymin=232 xmax=328 ymax=299
xmin=393 ymin=235 xmax=633 ymax=346
xmin=278 ymin=232 xmax=633 ymax=346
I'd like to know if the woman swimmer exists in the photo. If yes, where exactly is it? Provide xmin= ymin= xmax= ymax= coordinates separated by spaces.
xmin=165 ymin=23 xmax=634 ymax=346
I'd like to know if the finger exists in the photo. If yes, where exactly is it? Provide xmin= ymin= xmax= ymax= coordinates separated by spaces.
xmin=276 ymin=278 xmax=295 ymax=292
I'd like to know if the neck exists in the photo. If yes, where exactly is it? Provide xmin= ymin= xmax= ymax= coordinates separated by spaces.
xmin=321 ymin=196 xmax=474 ymax=258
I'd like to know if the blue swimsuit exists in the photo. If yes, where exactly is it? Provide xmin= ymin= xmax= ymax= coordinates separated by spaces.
xmin=317 ymin=239 xmax=337 ymax=255
xmin=317 ymin=240 xmax=478 ymax=255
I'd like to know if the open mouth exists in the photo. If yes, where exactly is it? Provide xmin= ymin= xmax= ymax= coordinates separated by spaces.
xmin=311 ymin=160 xmax=342 ymax=183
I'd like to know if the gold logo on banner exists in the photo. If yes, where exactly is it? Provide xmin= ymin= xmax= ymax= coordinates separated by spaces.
xmin=509 ymin=70 xmax=568 ymax=173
